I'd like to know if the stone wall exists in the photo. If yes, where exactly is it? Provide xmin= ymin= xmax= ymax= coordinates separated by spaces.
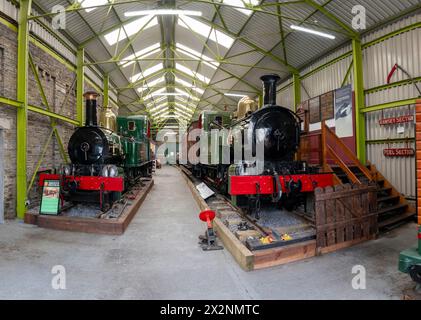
xmin=0 ymin=22 xmax=18 ymax=218
xmin=0 ymin=21 xmax=104 ymax=218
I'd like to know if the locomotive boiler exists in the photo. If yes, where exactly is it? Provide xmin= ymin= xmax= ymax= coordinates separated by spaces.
xmin=187 ymin=74 xmax=334 ymax=216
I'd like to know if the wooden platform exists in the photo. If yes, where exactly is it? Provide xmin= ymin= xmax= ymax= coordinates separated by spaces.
xmin=24 ymin=180 xmax=154 ymax=235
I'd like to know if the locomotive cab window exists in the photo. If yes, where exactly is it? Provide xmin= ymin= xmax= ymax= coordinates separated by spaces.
xmin=210 ymin=116 xmax=223 ymax=129
xmin=128 ymin=121 xmax=136 ymax=131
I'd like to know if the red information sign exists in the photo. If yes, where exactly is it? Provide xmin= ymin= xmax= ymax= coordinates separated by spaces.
xmin=379 ymin=115 xmax=414 ymax=125
xmin=383 ymin=148 xmax=415 ymax=157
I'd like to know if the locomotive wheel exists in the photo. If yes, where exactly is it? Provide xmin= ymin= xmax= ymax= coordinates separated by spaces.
xmin=409 ymin=265 xmax=421 ymax=284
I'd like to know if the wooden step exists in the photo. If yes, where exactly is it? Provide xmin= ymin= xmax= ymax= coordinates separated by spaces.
xmin=377 ymin=203 xmax=408 ymax=216
xmin=377 ymin=187 xmax=392 ymax=193
xmin=379 ymin=210 xmax=416 ymax=229
xmin=377 ymin=195 xmax=400 ymax=203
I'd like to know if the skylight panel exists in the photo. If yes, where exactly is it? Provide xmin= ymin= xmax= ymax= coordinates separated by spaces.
xmin=150 ymin=103 xmax=168 ymax=112
xmin=104 ymin=15 xmax=158 ymax=46
xmin=175 ymin=77 xmax=205 ymax=95
xmin=175 ymin=109 xmax=194 ymax=120
xmin=120 ymin=43 xmax=161 ymax=68
xmin=137 ymin=77 xmax=165 ymax=92
xmin=130 ymin=63 xmax=164 ymax=83
xmin=175 ymin=102 xmax=195 ymax=113
xmin=176 ymin=63 xmax=210 ymax=84
xmin=79 ymin=0 xmax=108 ymax=13
xmin=176 ymin=43 xmax=219 ymax=69
xmin=175 ymin=89 xmax=200 ymax=101
xmin=178 ymin=16 xmax=234 ymax=49
xmin=143 ymin=87 xmax=166 ymax=101
xmin=151 ymin=107 xmax=169 ymax=117
xmin=222 ymin=0 xmax=259 ymax=16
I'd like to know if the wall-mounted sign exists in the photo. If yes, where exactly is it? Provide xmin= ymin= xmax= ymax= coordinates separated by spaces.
xmin=383 ymin=148 xmax=415 ymax=157
xmin=379 ymin=115 xmax=414 ymax=126
xmin=40 ymin=180 xmax=61 ymax=215
xmin=334 ymin=85 xmax=353 ymax=138
xmin=320 ymin=91 xmax=334 ymax=121
xmin=309 ymin=97 xmax=321 ymax=124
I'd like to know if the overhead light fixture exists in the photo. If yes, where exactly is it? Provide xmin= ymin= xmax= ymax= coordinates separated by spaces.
xmin=125 ymin=9 xmax=202 ymax=17
xmin=290 ymin=25 xmax=336 ymax=39
xmin=224 ymin=93 xmax=247 ymax=98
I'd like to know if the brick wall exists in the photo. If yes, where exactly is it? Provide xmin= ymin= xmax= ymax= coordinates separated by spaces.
xmin=417 ymin=98 xmax=421 ymax=225
xmin=0 ymin=22 xmax=103 ymax=218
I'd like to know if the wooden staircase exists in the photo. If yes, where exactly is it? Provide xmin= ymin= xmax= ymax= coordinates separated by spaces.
xmin=319 ymin=122 xmax=416 ymax=230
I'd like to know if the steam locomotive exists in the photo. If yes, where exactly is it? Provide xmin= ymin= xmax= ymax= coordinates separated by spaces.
xmin=39 ymin=92 xmax=153 ymax=211
xmin=187 ymin=74 xmax=334 ymax=216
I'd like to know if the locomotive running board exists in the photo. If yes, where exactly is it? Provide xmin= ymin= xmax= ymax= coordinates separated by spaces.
xmin=24 ymin=179 xmax=154 ymax=235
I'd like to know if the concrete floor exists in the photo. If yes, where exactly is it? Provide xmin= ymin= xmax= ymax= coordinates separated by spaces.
xmin=0 ymin=165 xmax=418 ymax=300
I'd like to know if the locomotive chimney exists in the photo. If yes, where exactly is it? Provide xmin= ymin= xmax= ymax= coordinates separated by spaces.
xmin=83 ymin=91 xmax=99 ymax=127
xmin=260 ymin=74 xmax=280 ymax=107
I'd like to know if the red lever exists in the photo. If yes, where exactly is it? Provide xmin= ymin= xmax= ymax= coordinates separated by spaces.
xmin=199 ymin=210 xmax=216 ymax=229
xmin=387 ymin=63 xmax=398 ymax=84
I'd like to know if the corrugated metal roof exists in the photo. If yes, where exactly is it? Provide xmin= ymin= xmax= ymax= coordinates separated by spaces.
xmin=23 ymin=0 xmax=421 ymax=118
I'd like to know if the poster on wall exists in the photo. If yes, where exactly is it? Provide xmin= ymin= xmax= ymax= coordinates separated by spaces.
xmin=334 ymin=85 xmax=353 ymax=138
xmin=309 ymin=97 xmax=321 ymax=124
xmin=296 ymin=100 xmax=309 ymax=131
xmin=321 ymin=91 xmax=334 ymax=120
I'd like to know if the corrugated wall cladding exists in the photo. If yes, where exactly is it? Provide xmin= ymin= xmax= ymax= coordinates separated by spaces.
xmin=276 ymin=12 xmax=420 ymax=198
xmin=277 ymin=84 xmax=294 ymax=111
xmin=367 ymin=142 xmax=416 ymax=198
xmin=302 ymin=55 xmax=353 ymax=101
xmin=366 ymin=84 xmax=420 ymax=107
xmin=366 ymin=106 xmax=416 ymax=198
xmin=0 ymin=0 xmax=107 ymax=95
xmin=366 ymin=105 xmax=415 ymax=141
xmin=363 ymin=26 xmax=421 ymax=88
xmin=0 ymin=0 xmax=16 ymax=20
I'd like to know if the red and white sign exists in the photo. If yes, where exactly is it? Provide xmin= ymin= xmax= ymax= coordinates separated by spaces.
xmin=379 ymin=115 xmax=414 ymax=126
xmin=383 ymin=148 xmax=415 ymax=157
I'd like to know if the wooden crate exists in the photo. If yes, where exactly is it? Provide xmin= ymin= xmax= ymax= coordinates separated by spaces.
xmin=315 ymin=184 xmax=378 ymax=254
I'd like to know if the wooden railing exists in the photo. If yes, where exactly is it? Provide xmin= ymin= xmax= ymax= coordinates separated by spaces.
xmin=320 ymin=121 xmax=373 ymax=185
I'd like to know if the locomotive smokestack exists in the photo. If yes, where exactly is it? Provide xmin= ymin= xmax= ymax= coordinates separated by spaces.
xmin=84 ymin=91 xmax=99 ymax=127
xmin=260 ymin=74 xmax=280 ymax=107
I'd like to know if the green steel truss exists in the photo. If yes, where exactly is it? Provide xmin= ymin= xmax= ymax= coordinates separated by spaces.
xmin=2 ymin=0 xmax=420 ymax=218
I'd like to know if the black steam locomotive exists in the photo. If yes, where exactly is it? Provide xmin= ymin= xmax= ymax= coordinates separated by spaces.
xmin=187 ymin=74 xmax=333 ymax=215
xmin=39 ymin=92 xmax=152 ymax=211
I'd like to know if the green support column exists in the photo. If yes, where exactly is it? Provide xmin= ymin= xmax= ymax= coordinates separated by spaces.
xmin=16 ymin=0 xmax=32 ymax=219
xmin=103 ymin=74 xmax=109 ymax=109
xmin=77 ymin=48 xmax=85 ymax=126
xmin=258 ymin=94 xmax=263 ymax=109
xmin=293 ymin=73 xmax=301 ymax=111
xmin=352 ymin=38 xmax=366 ymax=164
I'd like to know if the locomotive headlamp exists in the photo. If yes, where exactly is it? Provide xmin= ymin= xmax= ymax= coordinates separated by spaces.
xmin=108 ymin=165 xmax=118 ymax=178
xmin=101 ymin=166 xmax=109 ymax=178
xmin=62 ymin=165 xmax=71 ymax=176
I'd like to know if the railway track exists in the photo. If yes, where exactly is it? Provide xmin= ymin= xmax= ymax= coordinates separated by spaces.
xmin=179 ymin=165 xmax=317 ymax=251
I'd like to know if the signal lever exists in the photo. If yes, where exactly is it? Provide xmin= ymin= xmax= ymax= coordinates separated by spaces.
xmin=198 ymin=210 xmax=223 ymax=251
